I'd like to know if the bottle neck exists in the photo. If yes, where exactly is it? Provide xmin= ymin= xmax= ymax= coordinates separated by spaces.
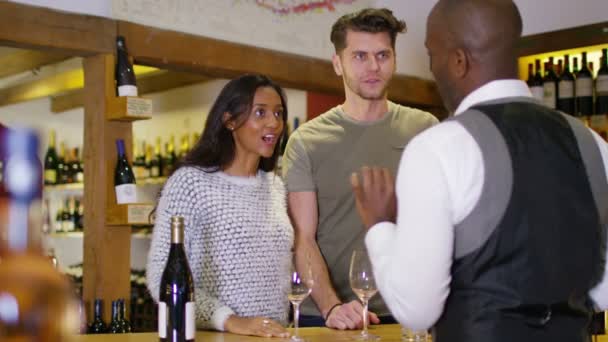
xmin=171 ymin=224 xmax=184 ymax=244
xmin=94 ymin=301 xmax=103 ymax=318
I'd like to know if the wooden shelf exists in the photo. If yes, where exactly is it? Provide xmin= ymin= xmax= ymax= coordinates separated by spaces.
xmin=106 ymin=96 xmax=152 ymax=121
xmin=48 ymin=231 xmax=151 ymax=239
xmin=44 ymin=182 xmax=84 ymax=191
xmin=106 ymin=203 xmax=155 ymax=226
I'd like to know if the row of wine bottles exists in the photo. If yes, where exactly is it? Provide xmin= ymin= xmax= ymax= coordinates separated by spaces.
xmin=131 ymin=134 xmax=199 ymax=180
xmin=47 ymin=196 xmax=84 ymax=233
xmin=88 ymin=298 xmax=132 ymax=334
xmin=526 ymin=49 xmax=608 ymax=121
xmin=43 ymin=130 xmax=84 ymax=185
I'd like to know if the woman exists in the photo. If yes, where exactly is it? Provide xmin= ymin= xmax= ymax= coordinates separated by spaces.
xmin=146 ymin=74 xmax=293 ymax=338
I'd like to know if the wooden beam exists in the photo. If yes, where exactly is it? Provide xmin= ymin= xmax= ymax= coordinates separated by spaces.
xmin=117 ymin=21 xmax=442 ymax=108
xmin=0 ymin=49 xmax=70 ymax=79
xmin=82 ymin=54 xmax=132 ymax=323
xmin=51 ymin=70 xmax=210 ymax=113
xmin=0 ymin=69 xmax=83 ymax=107
xmin=0 ymin=1 xmax=115 ymax=55
xmin=518 ymin=21 xmax=608 ymax=57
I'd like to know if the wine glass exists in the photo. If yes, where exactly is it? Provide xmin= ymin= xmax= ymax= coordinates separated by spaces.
xmin=288 ymin=257 xmax=313 ymax=342
xmin=349 ymin=249 xmax=379 ymax=341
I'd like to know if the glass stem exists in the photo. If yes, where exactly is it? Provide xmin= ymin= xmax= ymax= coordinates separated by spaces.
xmin=294 ymin=302 xmax=300 ymax=338
xmin=362 ymin=299 xmax=369 ymax=336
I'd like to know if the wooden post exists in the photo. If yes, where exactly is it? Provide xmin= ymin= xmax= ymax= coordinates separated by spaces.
xmin=82 ymin=54 xmax=132 ymax=322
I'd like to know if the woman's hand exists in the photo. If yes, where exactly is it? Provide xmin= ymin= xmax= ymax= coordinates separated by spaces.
xmin=224 ymin=315 xmax=290 ymax=338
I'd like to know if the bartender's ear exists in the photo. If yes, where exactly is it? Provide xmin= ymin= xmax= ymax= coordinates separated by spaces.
xmin=223 ymin=112 xmax=235 ymax=131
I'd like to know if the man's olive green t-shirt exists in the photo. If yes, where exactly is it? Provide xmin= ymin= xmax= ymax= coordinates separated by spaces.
xmin=282 ymin=101 xmax=438 ymax=316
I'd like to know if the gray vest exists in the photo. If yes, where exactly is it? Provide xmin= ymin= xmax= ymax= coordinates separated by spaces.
xmin=434 ymin=98 xmax=608 ymax=342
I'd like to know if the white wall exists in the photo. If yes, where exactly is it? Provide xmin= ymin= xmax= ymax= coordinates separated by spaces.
xmin=8 ymin=0 xmax=608 ymax=81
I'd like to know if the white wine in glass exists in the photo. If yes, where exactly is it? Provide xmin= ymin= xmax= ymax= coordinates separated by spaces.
xmin=350 ymin=249 xmax=380 ymax=341
xmin=289 ymin=263 xmax=313 ymax=342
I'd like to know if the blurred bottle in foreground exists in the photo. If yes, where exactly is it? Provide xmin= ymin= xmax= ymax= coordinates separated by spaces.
xmin=0 ymin=127 xmax=80 ymax=341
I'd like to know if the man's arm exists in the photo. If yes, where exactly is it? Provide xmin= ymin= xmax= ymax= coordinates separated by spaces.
xmin=288 ymin=191 xmax=377 ymax=330
xmin=351 ymin=135 xmax=455 ymax=330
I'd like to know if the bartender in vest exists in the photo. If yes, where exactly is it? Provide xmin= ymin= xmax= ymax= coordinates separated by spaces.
xmin=350 ymin=0 xmax=608 ymax=341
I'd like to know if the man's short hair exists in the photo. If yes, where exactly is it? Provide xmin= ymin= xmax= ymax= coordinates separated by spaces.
xmin=330 ymin=8 xmax=407 ymax=54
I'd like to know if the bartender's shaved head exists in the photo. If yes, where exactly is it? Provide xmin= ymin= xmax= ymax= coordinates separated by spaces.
xmin=425 ymin=0 xmax=522 ymax=112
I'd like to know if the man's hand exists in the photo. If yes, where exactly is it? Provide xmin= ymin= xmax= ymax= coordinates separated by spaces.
xmin=325 ymin=300 xmax=380 ymax=330
xmin=350 ymin=166 xmax=397 ymax=229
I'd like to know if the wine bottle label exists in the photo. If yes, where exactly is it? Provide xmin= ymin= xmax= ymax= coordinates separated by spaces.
xmin=44 ymin=169 xmax=57 ymax=183
xmin=576 ymin=78 xmax=593 ymax=97
xmin=118 ymin=85 xmax=138 ymax=97
xmin=62 ymin=220 xmax=75 ymax=232
xmin=543 ymin=84 xmax=556 ymax=109
xmin=186 ymin=301 xmax=195 ymax=339
xmin=598 ymin=75 xmax=608 ymax=95
xmin=151 ymin=166 xmax=160 ymax=178
xmin=530 ymin=86 xmax=544 ymax=101
xmin=558 ymin=81 xmax=574 ymax=99
xmin=115 ymin=184 xmax=137 ymax=204
xmin=158 ymin=301 xmax=167 ymax=338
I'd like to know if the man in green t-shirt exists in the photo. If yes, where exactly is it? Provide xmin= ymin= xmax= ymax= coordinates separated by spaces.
xmin=282 ymin=8 xmax=438 ymax=330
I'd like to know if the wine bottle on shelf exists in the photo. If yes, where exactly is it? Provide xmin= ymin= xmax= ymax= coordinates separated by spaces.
xmin=558 ymin=54 xmax=576 ymax=115
xmin=595 ymin=49 xmax=608 ymax=139
xmin=115 ymin=36 xmax=138 ymax=97
xmin=44 ymin=129 xmax=59 ymax=185
xmin=77 ymin=200 xmax=84 ymax=230
xmin=577 ymin=52 xmax=594 ymax=117
xmin=154 ymin=137 xmax=164 ymax=178
xmin=159 ymin=216 xmax=195 ymax=342
xmin=54 ymin=206 xmax=64 ymax=233
xmin=71 ymin=198 xmax=81 ymax=232
xmin=543 ymin=58 xmax=558 ymax=109
xmin=60 ymin=198 xmax=73 ymax=232
xmin=147 ymin=145 xmax=160 ymax=178
xmin=71 ymin=148 xmax=83 ymax=183
xmin=114 ymin=139 xmax=137 ymax=204
xmin=164 ymin=135 xmax=177 ymax=176
xmin=56 ymin=142 xmax=67 ymax=184
xmin=530 ymin=59 xmax=544 ymax=101
xmin=88 ymin=299 xmax=107 ymax=334
xmin=109 ymin=300 xmax=122 ymax=333
xmin=133 ymin=140 xmax=147 ymax=180
xmin=119 ymin=299 xmax=132 ymax=333
xmin=556 ymin=59 xmax=563 ymax=76
xmin=179 ymin=135 xmax=190 ymax=159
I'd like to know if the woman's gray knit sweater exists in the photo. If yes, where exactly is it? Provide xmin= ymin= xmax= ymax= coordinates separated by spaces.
xmin=146 ymin=166 xmax=294 ymax=331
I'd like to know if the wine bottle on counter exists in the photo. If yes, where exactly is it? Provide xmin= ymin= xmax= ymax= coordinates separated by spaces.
xmin=529 ymin=59 xmax=544 ymax=102
xmin=109 ymin=300 xmax=123 ymax=333
xmin=148 ymin=145 xmax=161 ymax=178
xmin=577 ymin=51 xmax=594 ymax=117
xmin=159 ymin=216 xmax=195 ymax=342
xmin=114 ymin=139 xmax=137 ymax=204
xmin=44 ymin=129 xmax=59 ymax=185
xmin=88 ymin=299 xmax=107 ymax=334
xmin=179 ymin=135 xmax=190 ymax=159
xmin=119 ymin=299 xmax=132 ymax=333
xmin=154 ymin=137 xmax=164 ymax=177
xmin=542 ymin=57 xmax=558 ymax=109
xmin=115 ymin=36 xmax=138 ymax=97
xmin=558 ymin=54 xmax=576 ymax=115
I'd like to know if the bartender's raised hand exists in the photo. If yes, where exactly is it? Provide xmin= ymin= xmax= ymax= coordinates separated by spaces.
xmin=224 ymin=315 xmax=290 ymax=338
xmin=325 ymin=300 xmax=380 ymax=330
xmin=351 ymin=166 xmax=397 ymax=229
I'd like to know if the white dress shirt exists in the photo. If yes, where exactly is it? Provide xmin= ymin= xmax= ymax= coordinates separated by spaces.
xmin=365 ymin=79 xmax=608 ymax=330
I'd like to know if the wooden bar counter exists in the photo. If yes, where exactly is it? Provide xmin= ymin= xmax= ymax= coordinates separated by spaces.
xmin=72 ymin=324 xmax=608 ymax=342
xmin=74 ymin=324 xmax=405 ymax=342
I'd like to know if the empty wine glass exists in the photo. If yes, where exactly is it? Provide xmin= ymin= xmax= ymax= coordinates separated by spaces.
xmin=289 ymin=256 xmax=313 ymax=342
xmin=349 ymin=249 xmax=379 ymax=341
